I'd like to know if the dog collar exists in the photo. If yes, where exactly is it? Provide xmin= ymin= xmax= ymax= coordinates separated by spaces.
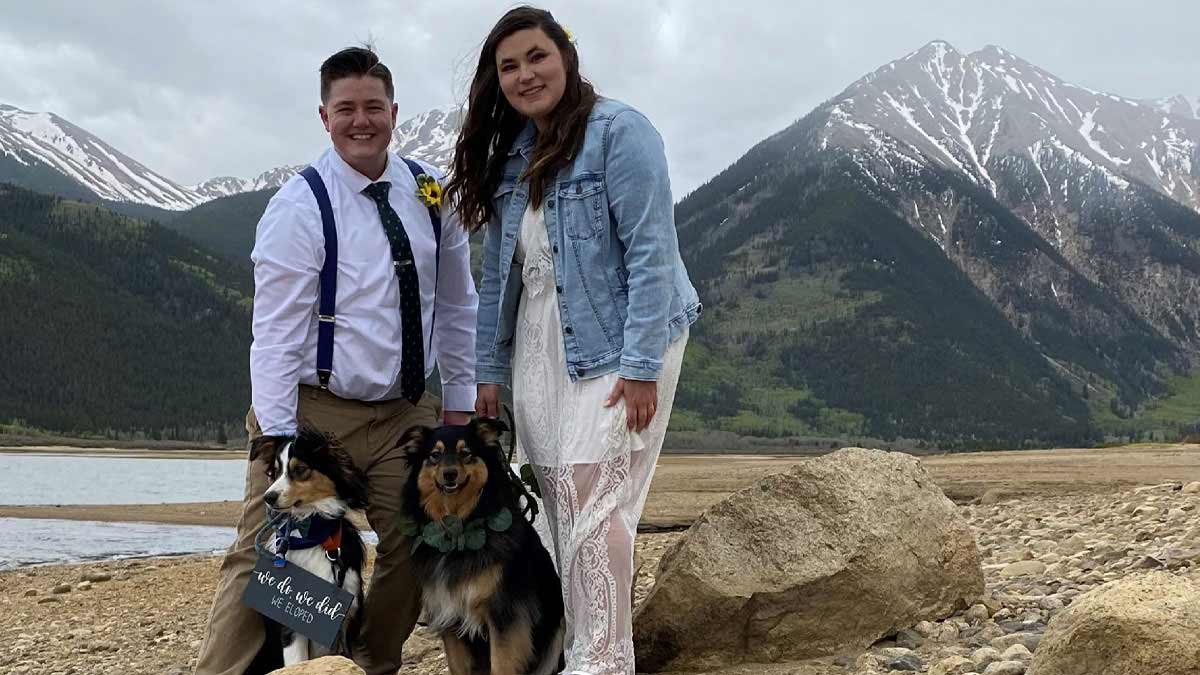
xmin=401 ymin=507 xmax=513 ymax=554
xmin=275 ymin=515 xmax=343 ymax=555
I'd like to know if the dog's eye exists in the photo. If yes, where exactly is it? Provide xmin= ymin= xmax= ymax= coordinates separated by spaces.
xmin=292 ymin=465 xmax=310 ymax=479
xmin=427 ymin=452 xmax=441 ymax=464
xmin=460 ymin=450 xmax=475 ymax=462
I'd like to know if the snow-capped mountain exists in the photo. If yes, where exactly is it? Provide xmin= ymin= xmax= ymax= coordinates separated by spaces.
xmin=0 ymin=103 xmax=461 ymax=210
xmin=190 ymin=165 xmax=306 ymax=200
xmin=1150 ymin=94 xmax=1200 ymax=120
xmin=391 ymin=105 xmax=461 ymax=171
xmin=0 ymin=104 xmax=205 ymax=210
xmin=674 ymin=40 xmax=1200 ymax=443
xmin=820 ymin=42 xmax=1200 ymax=213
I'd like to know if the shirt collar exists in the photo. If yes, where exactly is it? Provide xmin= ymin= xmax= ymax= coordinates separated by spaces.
xmin=508 ymin=120 xmax=537 ymax=158
xmin=328 ymin=147 xmax=402 ymax=194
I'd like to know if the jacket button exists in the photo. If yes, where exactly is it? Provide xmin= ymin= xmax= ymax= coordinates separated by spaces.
xmin=556 ymin=285 xmax=563 ymax=293
xmin=564 ymin=326 xmax=574 ymax=335
xmin=552 ymin=245 xmax=559 ymax=253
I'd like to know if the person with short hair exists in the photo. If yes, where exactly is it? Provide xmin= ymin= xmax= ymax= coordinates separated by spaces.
xmin=194 ymin=46 xmax=477 ymax=675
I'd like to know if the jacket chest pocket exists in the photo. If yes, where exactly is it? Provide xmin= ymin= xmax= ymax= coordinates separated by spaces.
xmin=557 ymin=176 xmax=606 ymax=240
xmin=493 ymin=178 xmax=517 ymax=217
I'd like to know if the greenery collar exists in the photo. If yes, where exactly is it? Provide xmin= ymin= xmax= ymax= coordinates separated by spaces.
xmin=400 ymin=507 xmax=513 ymax=554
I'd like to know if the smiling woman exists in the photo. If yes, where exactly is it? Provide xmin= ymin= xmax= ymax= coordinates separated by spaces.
xmin=445 ymin=6 xmax=701 ymax=674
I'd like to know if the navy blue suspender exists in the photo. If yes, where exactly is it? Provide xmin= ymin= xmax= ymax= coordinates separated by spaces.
xmin=298 ymin=159 xmax=442 ymax=390
xmin=299 ymin=166 xmax=338 ymax=389
xmin=401 ymin=157 xmax=443 ymax=349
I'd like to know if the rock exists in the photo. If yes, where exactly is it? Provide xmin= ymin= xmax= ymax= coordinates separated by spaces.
xmin=1001 ymin=644 xmax=1033 ymax=662
xmin=893 ymin=628 xmax=923 ymax=649
xmin=51 ymin=583 xmax=72 ymax=594
xmin=991 ymin=632 xmax=1041 ymax=653
xmin=1000 ymin=561 xmax=1046 ymax=578
xmin=984 ymin=662 xmax=1027 ymax=675
xmin=935 ymin=621 xmax=961 ymax=642
xmin=979 ymin=489 xmax=1008 ymax=505
xmin=971 ymin=647 xmax=1002 ymax=669
xmin=913 ymin=620 xmax=937 ymax=638
xmin=81 ymin=571 xmax=112 ymax=583
xmin=36 ymin=596 xmax=62 ymax=604
xmin=1182 ymin=481 xmax=1200 ymax=494
xmin=931 ymin=655 xmax=975 ymax=675
xmin=965 ymin=603 xmax=991 ymax=623
xmin=22 ymin=588 xmax=37 ymax=597
xmin=885 ymin=651 xmax=924 ymax=671
xmin=1029 ymin=572 xmax=1200 ymax=675
xmin=76 ymin=581 xmax=92 ymax=591
xmin=633 ymin=449 xmax=983 ymax=672
xmin=267 ymin=656 xmax=365 ymax=674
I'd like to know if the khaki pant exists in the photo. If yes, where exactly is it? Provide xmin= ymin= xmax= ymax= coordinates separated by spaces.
xmin=194 ymin=385 xmax=441 ymax=675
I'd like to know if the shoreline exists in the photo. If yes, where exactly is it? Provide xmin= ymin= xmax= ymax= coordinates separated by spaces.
xmin=0 ymin=445 xmax=244 ymax=460
xmin=7 ymin=443 xmax=1200 ymax=531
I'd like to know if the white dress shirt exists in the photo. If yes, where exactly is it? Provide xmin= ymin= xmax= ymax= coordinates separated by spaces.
xmin=250 ymin=148 xmax=477 ymax=436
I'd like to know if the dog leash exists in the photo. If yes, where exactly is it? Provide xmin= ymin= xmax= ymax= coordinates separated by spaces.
xmin=502 ymin=404 xmax=541 ymax=525
xmin=254 ymin=510 xmax=351 ymax=586
xmin=253 ymin=508 xmax=291 ymax=564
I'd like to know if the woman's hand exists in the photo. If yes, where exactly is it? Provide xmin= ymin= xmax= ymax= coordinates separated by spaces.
xmin=605 ymin=378 xmax=657 ymax=432
xmin=476 ymin=383 xmax=502 ymax=419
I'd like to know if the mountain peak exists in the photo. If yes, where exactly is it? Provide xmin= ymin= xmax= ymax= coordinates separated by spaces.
xmin=904 ymin=40 xmax=964 ymax=63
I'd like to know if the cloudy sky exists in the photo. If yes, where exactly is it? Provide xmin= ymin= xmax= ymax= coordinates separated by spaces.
xmin=3 ymin=0 xmax=1196 ymax=196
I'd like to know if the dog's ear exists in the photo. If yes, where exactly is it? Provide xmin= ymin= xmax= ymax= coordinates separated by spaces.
xmin=249 ymin=435 xmax=288 ymax=481
xmin=397 ymin=425 xmax=431 ymax=465
xmin=334 ymin=448 xmax=370 ymax=509
xmin=470 ymin=417 xmax=508 ymax=446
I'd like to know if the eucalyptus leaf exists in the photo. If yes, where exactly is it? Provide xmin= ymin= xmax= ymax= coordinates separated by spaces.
xmin=463 ymin=528 xmax=487 ymax=550
xmin=487 ymin=508 xmax=513 ymax=532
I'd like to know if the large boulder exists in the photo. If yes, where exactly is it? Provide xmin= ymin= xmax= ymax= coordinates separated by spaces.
xmin=269 ymin=656 xmax=365 ymax=675
xmin=1028 ymin=572 xmax=1200 ymax=675
xmin=634 ymin=448 xmax=983 ymax=672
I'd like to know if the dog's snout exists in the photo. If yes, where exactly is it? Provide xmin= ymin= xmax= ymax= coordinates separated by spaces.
xmin=441 ymin=467 xmax=459 ymax=483
xmin=264 ymin=490 xmax=280 ymax=507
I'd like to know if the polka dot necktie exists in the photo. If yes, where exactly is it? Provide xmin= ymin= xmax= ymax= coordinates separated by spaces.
xmin=362 ymin=181 xmax=425 ymax=405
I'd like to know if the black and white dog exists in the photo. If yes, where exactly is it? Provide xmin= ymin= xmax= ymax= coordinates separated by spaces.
xmin=257 ymin=426 xmax=368 ymax=666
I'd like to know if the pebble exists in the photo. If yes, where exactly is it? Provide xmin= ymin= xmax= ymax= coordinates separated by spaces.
xmin=51 ymin=583 xmax=72 ymax=594
xmin=983 ymin=660 xmax=1027 ymax=675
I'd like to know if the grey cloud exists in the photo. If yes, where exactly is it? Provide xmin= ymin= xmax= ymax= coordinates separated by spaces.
xmin=3 ymin=0 xmax=1197 ymax=193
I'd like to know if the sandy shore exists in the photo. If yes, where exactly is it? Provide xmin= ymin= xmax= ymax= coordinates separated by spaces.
xmin=7 ymin=444 xmax=1200 ymax=529
xmin=8 ymin=445 xmax=1200 ymax=674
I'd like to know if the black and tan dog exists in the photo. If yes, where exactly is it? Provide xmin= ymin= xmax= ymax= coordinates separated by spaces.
xmin=398 ymin=418 xmax=564 ymax=675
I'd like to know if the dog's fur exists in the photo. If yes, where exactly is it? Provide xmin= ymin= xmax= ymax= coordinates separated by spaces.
xmin=399 ymin=419 xmax=564 ymax=675
xmin=256 ymin=427 xmax=368 ymax=667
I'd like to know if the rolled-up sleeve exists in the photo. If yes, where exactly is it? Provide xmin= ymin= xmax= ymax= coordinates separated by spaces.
xmin=433 ymin=203 xmax=479 ymax=412
xmin=249 ymin=196 xmax=321 ymax=436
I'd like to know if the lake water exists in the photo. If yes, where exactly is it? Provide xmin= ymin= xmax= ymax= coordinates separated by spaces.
xmin=0 ymin=452 xmax=247 ymax=568
xmin=0 ymin=517 xmax=235 ymax=569
xmin=0 ymin=453 xmax=384 ymax=568
xmin=0 ymin=452 xmax=247 ymax=504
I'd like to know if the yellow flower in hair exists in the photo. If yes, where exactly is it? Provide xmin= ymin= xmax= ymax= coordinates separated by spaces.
xmin=563 ymin=26 xmax=575 ymax=43
xmin=415 ymin=173 xmax=442 ymax=209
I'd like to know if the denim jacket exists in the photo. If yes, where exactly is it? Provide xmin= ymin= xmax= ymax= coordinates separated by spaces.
xmin=475 ymin=98 xmax=701 ymax=385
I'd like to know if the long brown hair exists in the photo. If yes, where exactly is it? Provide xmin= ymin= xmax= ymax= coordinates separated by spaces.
xmin=445 ymin=6 xmax=597 ymax=232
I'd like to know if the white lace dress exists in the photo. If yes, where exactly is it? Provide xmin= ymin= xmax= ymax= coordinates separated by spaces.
xmin=511 ymin=204 xmax=687 ymax=675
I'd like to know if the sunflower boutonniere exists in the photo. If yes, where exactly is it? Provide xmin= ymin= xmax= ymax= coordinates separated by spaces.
xmin=415 ymin=173 xmax=443 ymax=209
